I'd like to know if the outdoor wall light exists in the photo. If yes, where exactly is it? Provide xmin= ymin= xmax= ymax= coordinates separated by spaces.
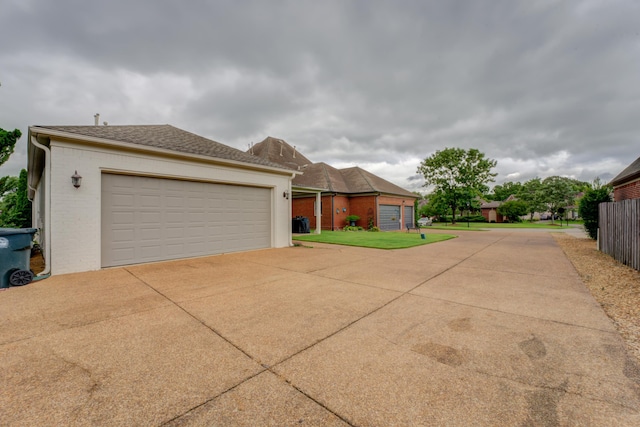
xmin=71 ymin=171 xmax=82 ymax=188
xmin=342 ymin=207 xmax=346 ymax=212
xmin=283 ymin=190 xmax=289 ymax=200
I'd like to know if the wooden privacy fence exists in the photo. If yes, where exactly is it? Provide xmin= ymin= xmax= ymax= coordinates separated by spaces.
xmin=599 ymin=199 xmax=640 ymax=270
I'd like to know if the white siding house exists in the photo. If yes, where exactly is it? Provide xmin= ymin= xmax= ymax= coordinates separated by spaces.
xmin=28 ymin=125 xmax=297 ymax=275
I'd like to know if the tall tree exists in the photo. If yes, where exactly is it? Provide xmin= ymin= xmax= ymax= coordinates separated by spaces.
xmin=0 ymin=128 xmax=22 ymax=166
xmin=518 ymin=177 xmax=546 ymax=220
xmin=542 ymin=176 xmax=576 ymax=224
xmin=419 ymin=191 xmax=450 ymax=220
xmin=491 ymin=181 xmax=523 ymax=201
xmin=417 ymin=148 xmax=497 ymax=223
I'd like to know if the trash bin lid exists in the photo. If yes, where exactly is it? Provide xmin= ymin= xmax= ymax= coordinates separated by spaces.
xmin=0 ymin=228 xmax=38 ymax=236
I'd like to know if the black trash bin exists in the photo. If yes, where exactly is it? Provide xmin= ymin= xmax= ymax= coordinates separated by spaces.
xmin=292 ymin=217 xmax=302 ymax=233
xmin=299 ymin=216 xmax=310 ymax=233
xmin=292 ymin=216 xmax=310 ymax=234
xmin=0 ymin=228 xmax=38 ymax=288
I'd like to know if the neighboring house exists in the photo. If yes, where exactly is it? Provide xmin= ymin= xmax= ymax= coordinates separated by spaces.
xmin=610 ymin=156 xmax=640 ymax=201
xmin=28 ymin=125 xmax=297 ymax=275
xmin=480 ymin=194 xmax=518 ymax=223
xmin=566 ymin=191 xmax=584 ymax=219
xmin=249 ymin=137 xmax=418 ymax=231
xmin=480 ymin=200 xmax=505 ymax=223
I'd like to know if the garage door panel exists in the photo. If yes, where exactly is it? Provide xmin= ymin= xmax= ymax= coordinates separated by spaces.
xmin=102 ymin=174 xmax=272 ymax=267
xmin=139 ymin=227 xmax=162 ymax=240
xmin=379 ymin=205 xmax=401 ymax=231
xmin=140 ymin=195 xmax=161 ymax=207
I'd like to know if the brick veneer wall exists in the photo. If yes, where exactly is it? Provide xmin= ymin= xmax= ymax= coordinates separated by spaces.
xmin=614 ymin=179 xmax=640 ymax=201
xmin=378 ymin=195 xmax=416 ymax=230
xmin=292 ymin=197 xmax=317 ymax=228
xmin=481 ymin=208 xmax=504 ymax=223
xmin=348 ymin=195 xmax=377 ymax=228
xmin=332 ymin=195 xmax=350 ymax=229
xmin=295 ymin=193 xmax=418 ymax=230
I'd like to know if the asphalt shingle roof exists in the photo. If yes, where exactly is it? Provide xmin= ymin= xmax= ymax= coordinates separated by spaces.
xmin=249 ymin=137 xmax=416 ymax=197
xmin=610 ymin=156 xmax=640 ymax=187
xmin=34 ymin=125 xmax=292 ymax=171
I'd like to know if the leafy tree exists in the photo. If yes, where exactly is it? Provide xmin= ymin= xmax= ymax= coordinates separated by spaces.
xmin=518 ymin=178 xmax=546 ymax=220
xmin=418 ymin=192 xmax=450 ymax=219
xmin=417 ymin=148 xmax=497 ymax=223
xmin=567 ymin=178 xmax=591 ymax=193
xmin=491 ymin=181 xmax=523 ymax=202
xmin=497 ymin=200 xmax=528 ymax=222
xmin=0 ymin=128 xmax=22 ymax=167
xmin=578 ymin=179 xmax=612 ymax=239
xmin=0 ymin=175 xmax=18 ymax=196
xmin=541 ymin=176 xmax=576 ymax=224
xmin=0 ymin=169 xmax=31 ymax=228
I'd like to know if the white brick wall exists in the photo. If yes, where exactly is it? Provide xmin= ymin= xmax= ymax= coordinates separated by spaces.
xmin=43 ymin=140 xmax=292 ymax=274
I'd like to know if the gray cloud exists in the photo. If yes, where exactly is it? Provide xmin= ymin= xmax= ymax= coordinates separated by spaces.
xmin=1 ymin=0 xmax=639 ymax=192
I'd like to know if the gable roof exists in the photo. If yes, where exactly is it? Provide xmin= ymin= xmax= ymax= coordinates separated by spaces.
xmin=31 ymin=125 xmax=292 ymax=171
xmin=293 ymin=162 xmax=351 ymax=193
xmin=610 ymin=156 xmax=640 ymax=187
xmin=250 ymin=136 xmax=312 ymax=170
xmin=248 ymin=137 xmax=416 ymax=198
xmin=481 ymin=201 xmax=502 ymax=209
xmin=340 ymin=166 xmax=415 ymax=196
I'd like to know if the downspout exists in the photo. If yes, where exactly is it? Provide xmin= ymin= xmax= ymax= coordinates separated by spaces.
xmin=375 ymin=193 xmax=379 ymax=229
xmin=29 ymin=135 xmax=51 ymax=277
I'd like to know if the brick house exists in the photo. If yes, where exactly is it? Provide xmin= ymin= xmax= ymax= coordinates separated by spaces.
xmin=610 ymin=156 xmax=640 ymax=201
xmin=480 ymin=200 xmax=505 ymax=223
xmin=249 ymin=137 xmax=418 ymax=231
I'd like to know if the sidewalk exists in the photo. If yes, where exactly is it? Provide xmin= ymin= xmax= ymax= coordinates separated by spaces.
xmin=1 ymin=230 xmax=638 ymax=425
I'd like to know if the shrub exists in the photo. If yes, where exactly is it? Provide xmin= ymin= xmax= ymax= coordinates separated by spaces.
xmin=458 ymin=215 xmax=486 ymax=222
xmin=368 ymin=226 xmax=381 ymax=232
xmin=343 ymin=225 xmax=364 ymax=231
xmin=579 ymin=187 xmax=612 ymax=239
xmin=497 ymin=200 xmax=529 ymax=222
xmin=345 ymin=215 xmax=360 ymax=223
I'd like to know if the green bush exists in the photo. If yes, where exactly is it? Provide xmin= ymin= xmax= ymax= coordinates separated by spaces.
xmin=457 ymin=215 xmax=486 ymax=222
xmin=497 ymin=200 xmax=529 ymax=222
xmin=343 ymin=225 xmax=364 ymax=231
xmin=578 ymin=187 xmax=612 ymax=239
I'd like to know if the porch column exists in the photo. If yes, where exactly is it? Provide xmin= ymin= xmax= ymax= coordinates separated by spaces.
xmin=315 ymin=192 xmax=321 ymax=234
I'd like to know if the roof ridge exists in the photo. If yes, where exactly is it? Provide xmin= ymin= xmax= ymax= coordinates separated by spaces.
xmin=318 ymin=162 xmax=334 ymax=192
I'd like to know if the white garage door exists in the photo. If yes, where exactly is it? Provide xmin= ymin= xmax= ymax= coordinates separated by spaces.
xmin=101 ymin=174 xmax=271 ymax=267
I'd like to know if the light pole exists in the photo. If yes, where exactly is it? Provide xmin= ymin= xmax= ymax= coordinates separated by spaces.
xmin=467 ymin=202 xmax=470 ymax=228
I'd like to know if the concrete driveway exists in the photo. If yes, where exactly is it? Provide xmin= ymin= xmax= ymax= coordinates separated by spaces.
xmin=2 ymin=230 xmax=639 ymax=426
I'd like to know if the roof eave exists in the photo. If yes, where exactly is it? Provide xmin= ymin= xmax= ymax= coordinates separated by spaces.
xmin=28 ymin=126 xmax=300 ymax=177
xmin=610 ymin=171 xmax=640 ymax=187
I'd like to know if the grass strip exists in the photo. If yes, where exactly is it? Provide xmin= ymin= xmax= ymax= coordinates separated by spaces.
xmin=293 ymin=230 xmax=456 ymax=249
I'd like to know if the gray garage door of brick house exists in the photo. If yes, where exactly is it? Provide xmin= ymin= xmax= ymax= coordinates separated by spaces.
xmin=101 ymin=174 xmax=271 ymax=267
xmin=379 ymin=204 xmax=401 ymax=231
xmin=404 ymin=205 xmax=414 ymax=227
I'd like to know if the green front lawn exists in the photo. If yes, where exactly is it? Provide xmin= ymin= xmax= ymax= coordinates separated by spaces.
xmin=293 ymin=230 xmax=456 ymax=249
xmin=429 ymin=221 xmax=577 ymax=230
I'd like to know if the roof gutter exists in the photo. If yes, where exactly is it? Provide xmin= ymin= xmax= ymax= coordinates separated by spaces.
xmin=28 ymin=135 xmax=51 ymax=277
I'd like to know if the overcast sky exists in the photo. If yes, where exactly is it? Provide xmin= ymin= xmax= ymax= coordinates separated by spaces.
xmin=1 ymin=0 xmax=638 ymax=193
